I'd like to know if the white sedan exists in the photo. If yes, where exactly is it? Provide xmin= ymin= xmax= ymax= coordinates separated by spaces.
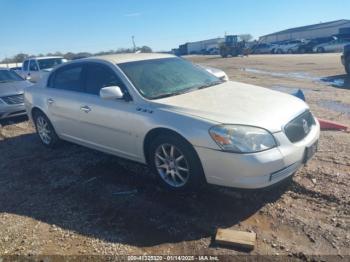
xmin=24 ymin=53 xmax=320 ymax=191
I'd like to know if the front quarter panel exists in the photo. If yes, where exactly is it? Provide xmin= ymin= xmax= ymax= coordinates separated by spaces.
xmin=136 ymin=105 xmax=221 ymax=162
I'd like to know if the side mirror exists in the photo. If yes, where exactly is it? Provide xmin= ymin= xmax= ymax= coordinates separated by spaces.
xmin=100 ymin=86 xmax=124 ymax=100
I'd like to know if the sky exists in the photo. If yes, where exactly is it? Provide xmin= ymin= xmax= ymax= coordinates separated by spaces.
xmin=0 ymin=0 xmax=349 ymax=60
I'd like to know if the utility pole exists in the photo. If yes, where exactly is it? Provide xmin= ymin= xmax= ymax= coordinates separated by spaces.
xmin=132 ymin=36 xmax=136 ymax=52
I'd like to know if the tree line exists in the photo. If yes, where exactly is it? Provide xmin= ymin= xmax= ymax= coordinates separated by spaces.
xmin=1 ymin=46 xmax=153 ymax=64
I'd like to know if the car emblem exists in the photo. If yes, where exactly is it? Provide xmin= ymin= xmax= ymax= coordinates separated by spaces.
xmin=302 ymin=119 xmax=309 ymax=134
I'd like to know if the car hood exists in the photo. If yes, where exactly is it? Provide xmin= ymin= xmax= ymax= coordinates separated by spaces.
xmin=0 ymin=80 xmax=33 ymax=97
xmin=153 ymin=81 xmax=308 ymax=132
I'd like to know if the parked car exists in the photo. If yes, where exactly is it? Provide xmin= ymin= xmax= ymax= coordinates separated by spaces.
xmin=24 ymin=53 xmax=320 ymax=191
xmin=275 ymin=40 xmax=304 ymax=54
xmin=251 ymin=43 xmax=277 ymax=54
xmin=341 ymin=44 xmax=350 ymax=75
xmin=20 ymin=56 xmax=67 ymax=82
xmin=0 ymin=68 xmax=32 ymax=119
xmin=207 ymin=47 xmax=219 ymax=55
xmin=313 ymin=38 xmax=350 ymax=53
xmin=297 ymin=37 xmax=335 ymax=53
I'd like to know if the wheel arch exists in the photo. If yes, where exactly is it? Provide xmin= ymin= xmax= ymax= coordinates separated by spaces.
xmin=30 ymin=107 xmax=58 ymax=134
xmin=143 ymin=127 xmax=196 ymax=165
xmin=31 ymin=106 xmax=46 ymax=119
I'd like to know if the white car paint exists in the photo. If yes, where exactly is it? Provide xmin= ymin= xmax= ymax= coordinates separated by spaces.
xmin=24 ymin=53 xmax=320 ymax=189
xmin=20 ymin=56 xmax=67 ymax=83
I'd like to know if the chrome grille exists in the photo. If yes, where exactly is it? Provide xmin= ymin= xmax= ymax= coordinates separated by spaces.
xmin=284 ymin=111 xmax=316 ymax=143
xmin=1 ymin=94 xmax=24 ymax=105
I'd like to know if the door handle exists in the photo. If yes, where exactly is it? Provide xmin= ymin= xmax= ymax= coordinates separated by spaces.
xmin=80 ymin=105 xmax=92 ymax=113
xmin=47 ymin=98 xmax=54 ymax=105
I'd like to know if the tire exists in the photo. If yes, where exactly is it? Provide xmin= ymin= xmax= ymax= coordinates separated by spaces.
xmin=346 ymin=59 xmax=350 ymax=75
xmin=317 ymin=47 xmax=325 ymax=53
xmin=148 ymin=134 xmax=205 ymax=191
xmin=33 ymin=111 xmax=60 ymax=148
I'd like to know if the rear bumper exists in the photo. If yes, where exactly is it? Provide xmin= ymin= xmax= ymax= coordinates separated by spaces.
xmin=0 ymin=103 xmax=27 ymax=119
xmin=195 ymin=121 xmax=320 ymax=189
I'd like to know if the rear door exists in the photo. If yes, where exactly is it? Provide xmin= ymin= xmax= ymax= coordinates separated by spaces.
xmin=76 ymin=62 xmax=140 ymax=160
xmin=45 ymin=63 xmax=87 ymax=141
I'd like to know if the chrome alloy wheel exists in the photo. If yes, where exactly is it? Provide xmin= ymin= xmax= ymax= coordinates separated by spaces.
xmin=154 ymin=143 xmax=190 ymax=188
xmin=36 ymin=116 xmax=51 ymax=145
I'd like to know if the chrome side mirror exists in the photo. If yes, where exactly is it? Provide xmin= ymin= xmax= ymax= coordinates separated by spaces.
xmin=100 ymin=86 xmax=124 ymax=100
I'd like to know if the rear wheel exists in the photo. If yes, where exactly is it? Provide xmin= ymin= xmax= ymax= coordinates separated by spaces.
xmin=148 ymin=135 xmax=205 ymax=191
xmin=33 ymin=111 xmax=60 ymax=148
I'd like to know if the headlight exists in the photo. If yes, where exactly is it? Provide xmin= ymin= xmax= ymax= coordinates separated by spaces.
xmin=209 ymin=125 xmax=276 ymax=153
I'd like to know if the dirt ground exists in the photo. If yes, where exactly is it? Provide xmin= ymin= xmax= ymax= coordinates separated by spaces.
xmin=0 ymin=53 xmax=349 ymax=259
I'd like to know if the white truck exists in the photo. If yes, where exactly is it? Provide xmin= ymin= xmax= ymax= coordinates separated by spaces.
xmin=20 ymin=56 xmax=67 ymax=82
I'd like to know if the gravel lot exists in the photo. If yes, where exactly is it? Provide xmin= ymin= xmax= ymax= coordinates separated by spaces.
xmin=0 ymin=53 xmax=349 ymax=258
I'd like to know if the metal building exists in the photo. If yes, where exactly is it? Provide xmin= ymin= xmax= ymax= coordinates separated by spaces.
xmin=260 ymin=19 xmax=350 ymax=43
xmin=178 ymin=37 xmax=224 ymax=55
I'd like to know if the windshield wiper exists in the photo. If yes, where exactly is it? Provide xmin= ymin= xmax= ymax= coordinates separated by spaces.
xmin=198 ymin=80 xmax=224 ymax=89
xmin=152 ymin=88 xmax=195 ymax=99
xmin=151 ymin=81 xmax=224 ymax=99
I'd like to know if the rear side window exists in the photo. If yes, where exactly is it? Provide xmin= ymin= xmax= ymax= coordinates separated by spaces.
xmin=85 ymin=63 xmax=124 ymax=95
xmin=23 ymin=60 xmax=29 ymax=71
xmin=52 ymin=64 xmax=84 ymax=92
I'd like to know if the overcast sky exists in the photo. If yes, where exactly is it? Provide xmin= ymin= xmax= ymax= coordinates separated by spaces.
xmin=1 ymin=0 xmax=349 ymax=59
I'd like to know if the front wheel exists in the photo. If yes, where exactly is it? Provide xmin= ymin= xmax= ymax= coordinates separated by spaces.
xmin=33 ymin=111 xmax=60 ymax=148
xmin=149 ymin=135 xmax=205 ymax=191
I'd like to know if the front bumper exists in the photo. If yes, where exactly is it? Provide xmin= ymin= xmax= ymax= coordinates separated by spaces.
xmin=0 ymin=103 xmax=27 ymax=119
xmin=195 ymin=121 xmax=320 ymax=189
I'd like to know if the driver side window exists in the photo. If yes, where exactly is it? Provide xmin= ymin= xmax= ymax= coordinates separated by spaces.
xmin=85 ymin=63 xmax=124 ymax=95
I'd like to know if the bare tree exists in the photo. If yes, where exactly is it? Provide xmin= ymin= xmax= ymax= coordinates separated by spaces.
xmin=239 ymin=34 xmax=253 ymax=42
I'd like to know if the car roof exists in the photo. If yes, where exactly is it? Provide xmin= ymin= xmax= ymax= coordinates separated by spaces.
xmin=90 ymin=53 xmax=175 ymax=64
xmin=25 ymin=56 xmax=64 ymax=61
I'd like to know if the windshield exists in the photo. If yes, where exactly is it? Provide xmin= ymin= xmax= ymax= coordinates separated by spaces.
xmin=37 ymin=58 xmax=64 ymax=70
xmin=0 ymin=70 xmax=24 ymax=83
xmin=118 ymin=57 xmax=223 ymax=99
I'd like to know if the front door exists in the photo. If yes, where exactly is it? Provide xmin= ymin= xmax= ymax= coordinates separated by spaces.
xmin=76 ymin=62 xmax=140 ymax=160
